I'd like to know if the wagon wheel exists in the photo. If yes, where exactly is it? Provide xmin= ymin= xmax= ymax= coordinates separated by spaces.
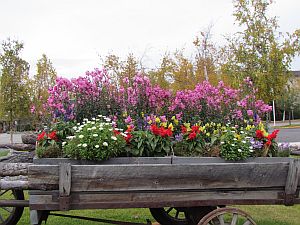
xmin=150 ymin=206 xmax=216 ymax=225
xmin=198 ymin=207 xmax=257 ymax=225
xmin=0 ymin=189 xmax=24 ymax=225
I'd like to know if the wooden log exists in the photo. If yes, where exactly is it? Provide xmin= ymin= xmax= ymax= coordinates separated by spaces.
xmin=0 ymin=176 xmax=29 ymax=189
xmin=0 ymin=143 xmax=35 ymax=151
xmin=0 ymin=163 xmax=31 ymax=176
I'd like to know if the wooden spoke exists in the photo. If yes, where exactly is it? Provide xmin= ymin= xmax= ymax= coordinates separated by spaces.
xmin=230 ymin=213 xmax=238 ymax=225
xmin=218 ymin=214 xmax=225 ymax=225
xmin=198 ymin=208 xmax=257 ymax=225
xmin=243 ymin=221 xmax=252 ymax=225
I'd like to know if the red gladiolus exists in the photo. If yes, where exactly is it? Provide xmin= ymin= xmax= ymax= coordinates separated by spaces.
xmin=191 ymin=125 xmax=200 ymax=133
xmin=256 ymin=130 xmax=264 ymax=139
xmin=188 ymin=132 xmax=197 ymax=140
xmin=37 ymin=131 xmax=46 ymax=141
xmin=181 ymin=125 xmax=187 ymax=134
xmin=150 ymin=124 xmax=160 ymax=136
xmin=267 ymin=129 xmax=279 ymax=141
xmin=125 ymin=133 xmax=132 ymax=144
xmin=48 ymin=131 xmax=59 ymax=142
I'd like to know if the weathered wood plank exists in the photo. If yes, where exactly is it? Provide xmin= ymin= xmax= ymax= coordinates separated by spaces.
xmin=0 ymin=163 xmax=31 ymax=176
xmin=33 ymin=157 xmax=172 ymax=165
xmin=59 ymin=163 xmax=71 ymax=196
xmin=29 ymin=189 xmax=299 ymax=210
xmin=0 ymin=175 xmax=28 ymax=189
xmin=284 ymin=159 xmax=300 ymax=205
xmin=29 ymin=162 xmax=291 ymax=192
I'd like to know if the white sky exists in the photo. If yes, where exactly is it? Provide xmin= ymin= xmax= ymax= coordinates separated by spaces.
xmin=0 ymin=0 xmax=300 ymax=78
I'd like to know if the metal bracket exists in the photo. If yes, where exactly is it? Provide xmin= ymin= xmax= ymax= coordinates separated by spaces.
xmin=278 ymin=190 xmax=299 ymax=206
xmin=59 ymin=196 xmax=71 ymax=211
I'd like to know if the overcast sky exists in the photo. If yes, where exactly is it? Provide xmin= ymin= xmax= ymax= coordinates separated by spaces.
xmin=1 ymin=0 xmax=300 ymax=78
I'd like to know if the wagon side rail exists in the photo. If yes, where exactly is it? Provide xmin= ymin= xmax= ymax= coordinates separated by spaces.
xmin=28 ymin=157 xmax=300 ymax=211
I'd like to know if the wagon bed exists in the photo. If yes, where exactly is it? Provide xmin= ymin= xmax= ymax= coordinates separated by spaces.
xmin=27 ymin=157 xmax=300 ymax=224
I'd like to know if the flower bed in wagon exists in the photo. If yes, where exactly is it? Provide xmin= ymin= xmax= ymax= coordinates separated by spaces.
xmin=35 ymin=68 xmax=280 ymax=161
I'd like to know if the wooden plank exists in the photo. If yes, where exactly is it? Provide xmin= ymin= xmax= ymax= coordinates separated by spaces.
xmin=29 ymin=189 xmax=297 ymax=210
xmin=284 ymin=159 xmax=300 ymax=205
xmin=29 ymin=162 xmax=291 ymax=192
xmin=172 ymin=157 xmax=292 ymax=164
xmin=33 ymin=157 xmax=172 ymax=165
xmin=59 ymin=163 xmax=71 ymax=196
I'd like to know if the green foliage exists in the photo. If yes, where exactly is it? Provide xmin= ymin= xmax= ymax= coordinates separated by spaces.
xmin=31 ymin=54 xmax=57 ymax=128
xmin=63 ymin=116 xmax=126 ymax=160
xmin=0 ymin=39 xmax=31 ymax=142
xmin=221 ymin=0 xmax=300 ymax=103
xmin=220 ymin=127 xmax=252 ymax=161
xmin=126 ymin=130 xmax=172 ymax=157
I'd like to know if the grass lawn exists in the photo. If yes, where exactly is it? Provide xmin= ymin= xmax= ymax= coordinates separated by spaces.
xmin=17 ymin=205 xmax=300 ymax=225
xmin=0 ymin=150 xmax=9 ymax=157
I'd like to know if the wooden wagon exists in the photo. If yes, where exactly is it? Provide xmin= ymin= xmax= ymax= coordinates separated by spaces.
xmin=0 ymin=157 xmax=300 ymax=225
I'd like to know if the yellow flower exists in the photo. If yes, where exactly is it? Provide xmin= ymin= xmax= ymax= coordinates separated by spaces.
xmin=141 ymin=112 xmax=144 ymax=117
xmin=168 ymin=123 xmax=174 ymax=131
xmin=217 ymin=123 xmax=221 ymax=127
xmin=174 ymin=119 xmax=179 ymax=125
xmin=161 ymin=122 xmax=167 ymax=128
xmin=200 ymin=126 xmax=205 ymax=132
xmin=184 ymin=123 xmax=190 ymax=128
xmin=206 ymin=132 xmax=211 ymax=137
xmin=148 ymin=120 xmax=152 ymax=125
xmin=171 ymin=116 xmax=176 ymax=120
xmin=213 ymin=130 xmax=218 ymax=135
xmin=246 ymin=125 xmax=252 ymax=131
xmin=122 ymin=112 xmax=127 ymax=117
xmin=235 ymin=134 xmax=241 ymax=140
xmin=155 ymin=117 xmax=161 ymax=123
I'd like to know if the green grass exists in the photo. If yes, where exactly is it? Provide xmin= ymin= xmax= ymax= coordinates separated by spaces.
xmin=0 ymin=150 xmax=9 ymax=157
xmin=15 ymin=205 xmax=300 ymax=225
xmin=273 ymin=124 xmax=300 ymax=129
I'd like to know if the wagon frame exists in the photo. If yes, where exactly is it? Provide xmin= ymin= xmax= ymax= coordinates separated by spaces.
xmin=0 ymin=157 xmax=300 ymax=225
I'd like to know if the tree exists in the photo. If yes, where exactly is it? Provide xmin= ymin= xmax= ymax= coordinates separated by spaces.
xmin=31 ymin=54 xmax=57 ymax=128
xmin=193 ymin=25 xmax=219 ymax=85
xmin=0 ymin=39 xmax=30 ymax=143
xmin=221 ymin=0 xmax=300 ymax=103
xmin=148 ymin=52 xmax=175 ymax=90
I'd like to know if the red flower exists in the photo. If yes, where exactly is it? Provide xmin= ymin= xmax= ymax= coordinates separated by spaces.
xmin=188 ymin=132 xmax=197 ymax=140
xmin=125 ymin=133 xmax=132 ymax=144
xmin=181 ymin=125 xmax=187 ymax=134
xmin=267 ymin=129 xmax=279 ymax=141
xmin=37 ymin=131 xmax=46 ymax=141
xmin=150 ymin=124 xmax=160 ymax=136
xmin=191 ymin=125 xmax=200 ymax=133
xmin=113 ymin=130 xmax=121 ymax=135
xmin=48 ymin=131 xmax=59 ymax=142
xmin=256 ymin=130 xmax=264 ymax=139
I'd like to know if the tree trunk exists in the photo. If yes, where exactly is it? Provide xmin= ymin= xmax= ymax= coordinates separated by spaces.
xmin=289 ymin=111 xmax=291 ymax=126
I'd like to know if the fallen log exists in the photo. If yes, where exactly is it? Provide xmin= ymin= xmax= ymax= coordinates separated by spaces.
xmin=0 ymin=175 xmax=29 ymax=189
xmin=0 ymin=163 xmax=31 ymax=176
xmin=0 ymin=143 xmax=35 ymax=151
xmin=21 ymin=133 xmax=37 ymax=145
